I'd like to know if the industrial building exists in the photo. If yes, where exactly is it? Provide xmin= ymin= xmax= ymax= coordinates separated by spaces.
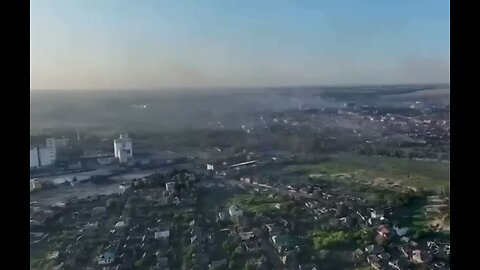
xmin=113 ymin=134 xmax=133 ymax=163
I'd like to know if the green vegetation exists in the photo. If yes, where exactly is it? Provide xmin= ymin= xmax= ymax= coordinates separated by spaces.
xmin=244 ymin=262 xmax=256 ymax=270
xmin=222 ymin=239 xmax=239 ymax=255
xmin=308 ymin=229 xmax=363 ymax=250
xmin=182 ymin=245 xmax=194 ymax=270
xmin=135 ymin=255 xmax=155 ymax=269
xmin=354 ymin=266 xmax=375 ymax=270
xmin=227 ymin=245 xmax=246 ymax=270
xmin=229 ymin=193 xmax=285 ymax=213
xmin=287 ymin=153 xmax=449 ymax=191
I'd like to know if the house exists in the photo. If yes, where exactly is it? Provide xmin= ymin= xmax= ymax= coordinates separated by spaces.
xmin=98 ymin=250 xmax=116 ymax=265
xmin=216 ymin=171 xmax=227 ymax=177
xmin=244 ymin=240 xmax=260 ymax=251
xmin=154 ymin=230 xmax=170 ymax=240
xmin=281 ymin=251 xmax=299 ymax=270
xmin=388 ymin=260 xmax=401 ymax=270
xmin=367 ymin=254 xmax=380 ymax=264
xmin=240 ymin=177 xmax=251 ymax=183
xmin=165 ymin=182 xmax=176 ymax=193
xmin=411 ymin=250 xmax=432 ymax=264
xmin=115 ymin=221 xmax=127 ymax=228
xmin=52 ymin=262 xmax=64 ymax=270
xmin=299 ymin=263 xmax=318 ymax=270
xmin=84 ymin=222 xmax=99 ymax=229
xmin=370 ymin=262 xmax=381 ymax=270
xmin=431 ymin=262 xmax=448 ymax=270
xmin=370 ymin=209 xmax=384 ymax=219
xmin=190 ymin=235 xmax=197 ymax=244
xmin=377 ymin=252 xmax=391 ymax=260
xmin=368 ymin=216 xmax=388 ymax=227
xmin=239 ymin=231 xmax=255 ymax=241
xmin=399 ymin=245 xmax=414 ymax=258
xmin=265 ymin=224 xmax=283 ymax=235
xmin=356 ymin=210 xmax=367 ymax=221
xmin=434 ymin=250 xmax=449 ymax=260
xmin=377 ymin=225 xmax=393 ymax=239
xmin=209 ymin=258 xmax=227 ymax=269
xmin=352 ymin=248 xmax=365 ymax=263
xmin=228 ymin=204 xmax=243 ymax=218
xmin=365 ymin=244 xmax=385 ymax=254
xmin=400 ymin=236 xmax=410 ymax=243
xmin=119 ymin=183 xmax=131 ymax=193
xmin=271 ymin=234 xmax=295 ymax=249
xmin=367 ymin=254 xmax=380 ymax=269
xmin=443 ymin=244 xmax=450 ymax=255
xmin=47 ymin=251 xmax=60 ymax=260
xmin=156 ymin=256 xmax=169 ymax=267
xmin=339 ymin=216 xmax=354 ymax=227
xmin=393 ymin=226 xmax=409 ymax=237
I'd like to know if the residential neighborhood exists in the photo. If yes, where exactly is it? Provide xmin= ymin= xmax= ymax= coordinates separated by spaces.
xmin=31 ymin=159 xmax=450 ymax=270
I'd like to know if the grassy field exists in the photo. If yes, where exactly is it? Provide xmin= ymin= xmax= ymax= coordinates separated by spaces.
xmin=286 ymin=153 xmax=449 ymax=191
xmin=229 ymin=193 xmax=285 ymax=213
xmin=308 ymin=229 xmax=363 ymax=250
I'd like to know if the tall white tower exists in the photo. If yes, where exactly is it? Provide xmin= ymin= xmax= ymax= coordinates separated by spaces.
xmin=114 ymin=134 xmax=133 ymax=163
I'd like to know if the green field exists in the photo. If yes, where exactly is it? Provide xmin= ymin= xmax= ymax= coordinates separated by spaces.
xmin=308 ymin=229 xmax=363 ymax=250
xmin=286 ymin=153 xmax=450 ymax=191
xmin=229 ymin=193 xmax=285 ymax=213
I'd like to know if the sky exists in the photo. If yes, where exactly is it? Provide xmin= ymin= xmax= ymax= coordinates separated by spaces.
xmin=30 ymin=0 xmax=450 ymax=90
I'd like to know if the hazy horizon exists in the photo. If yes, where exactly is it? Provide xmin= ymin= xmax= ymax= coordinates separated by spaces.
xmin=30 ymin=82 xmax=450 ymax=93
xmin=31 ymin=0 xmax=450 ymax=91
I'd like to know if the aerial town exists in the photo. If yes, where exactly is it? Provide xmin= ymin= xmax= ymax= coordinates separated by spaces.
xmin=30 ymin=0 xmax=451 ymax=268
xmin=30 ymin=86 xmax=450 ymax=270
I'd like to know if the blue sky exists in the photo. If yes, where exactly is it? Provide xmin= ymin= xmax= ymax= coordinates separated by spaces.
xmin=30 ymin=0 xmax=450 ymax=90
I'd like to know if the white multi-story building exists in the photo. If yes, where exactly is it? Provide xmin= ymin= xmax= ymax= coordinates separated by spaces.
xmin=118 ymin=149 xmax=129 ymax=163
xmin=113 ymin=134 xmax=133 ymax=163
xmin=39 ymin=146 xmax=56 ymax=166
xmin=30 ymin=146 xmax=40 ymax=168
xmin=46 ymin=138 xmax=55 ymax=149
xmin=30 ymin=138 xmax=57 ymax=169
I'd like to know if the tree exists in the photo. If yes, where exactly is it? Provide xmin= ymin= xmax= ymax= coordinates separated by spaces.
xmin=222 ymin=239 xmax=238 ymax=255
xmin=375 ymin=235 xmax=390 ymax=247
xmin=335 ymin=204 xmax=348 ymax=218
xmin=182 ymin=254 xmax=193 ymax=270
xmin=228 ymin=260 xmax=236 ymax=269
xmin=244 ymin=262 xmax=256 ymax=270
